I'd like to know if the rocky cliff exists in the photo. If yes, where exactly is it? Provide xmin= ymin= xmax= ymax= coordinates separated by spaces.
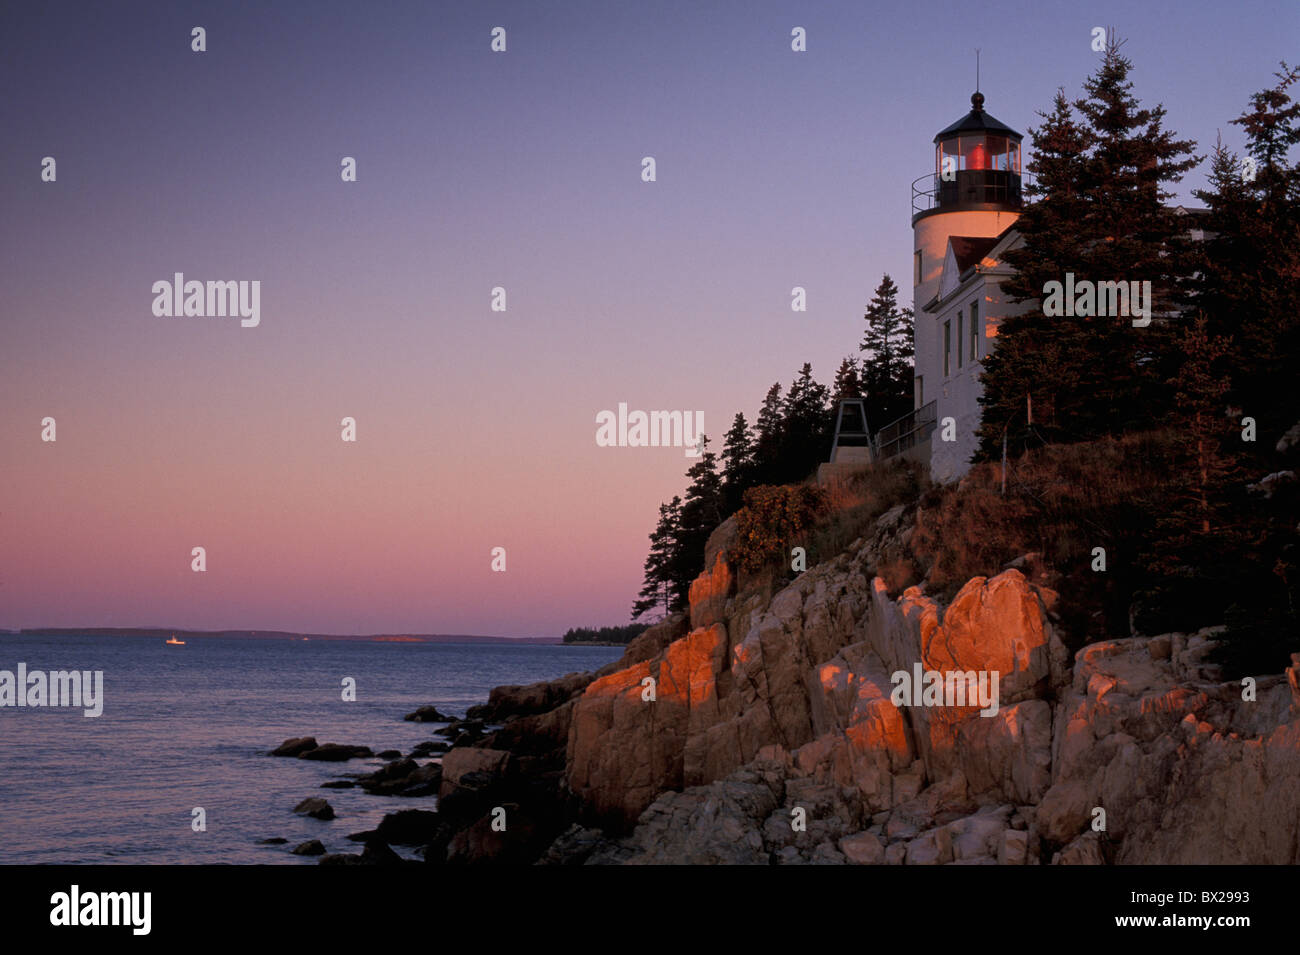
xmin=452 ymin=503 xmax=1300 ymax=865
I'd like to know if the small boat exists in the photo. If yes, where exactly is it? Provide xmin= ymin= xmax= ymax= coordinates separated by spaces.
xmin=165 ymin=635 xmax=185 ymax=646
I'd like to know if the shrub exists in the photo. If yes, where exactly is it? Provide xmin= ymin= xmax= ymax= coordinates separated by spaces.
xmin=732 ymin=484 xmax=829 ymax=574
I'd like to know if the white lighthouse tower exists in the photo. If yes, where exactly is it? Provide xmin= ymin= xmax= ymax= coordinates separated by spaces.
xmin=902 ymin=90 xmax=1027 ymax=481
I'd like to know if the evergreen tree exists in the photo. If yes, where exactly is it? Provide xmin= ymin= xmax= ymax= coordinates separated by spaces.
xmin=1186 ymin=64 xmax=1300 ymax=675
xmin=751 ymin=382 xmax=784 ymax=486
xmin=1191 ymin=63 xmax=1300 ymax=449
xmin=978 ymin=39 xmax=1200 ymax=457
xmin=632 ymin=496 xmax=681 ymax=621
xmin=777 ymin=363 xmax=832 ymax=482
xmin=830 ymin=356 xmax=862 ymax=407
xmin=672 ymin=436 xmax=725 ymax=599
xmin=720 ymin=412 xmax=755 ymax=514
xmin=977 ymin=89 xmax=1092 ymax=455
xmin=859 ymin=274 xmax=915 ymax=431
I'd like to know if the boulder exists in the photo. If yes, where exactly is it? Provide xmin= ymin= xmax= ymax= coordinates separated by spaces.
xmin=291 ymin=840 xmax=326 ymax=856
xmin=293 ymin=797 xmax=335 ymax=820
xmin=374 ymin=809 xmax=441 ymax=846
xmin=270 ymin=736 xmax=317 ymax=757
xmin=357 ymin=759 xmax=442 ymax=796
xmin=838 ymin=831 xmax=885 ymax=865
xmin=439 ymin=747 xmax=512 ymax=799
xmin=404 ymin=705 xmax=455 ymax=723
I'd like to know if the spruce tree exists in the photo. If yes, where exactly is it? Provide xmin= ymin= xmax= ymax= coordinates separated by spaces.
xmin=977 ymin=89 xmax=1092 ymax=456
xmin=859 ymin=274 xmax=915 ymax=431
xmin=672 ymin=436 xmax=725 ymax=599
xmin=1185 ymin=64 xmax=1300 ymax=675
xmin=978 ymin=39 xmax=1200 ymax=456
xmin=720 ymin=412 xmax=755 ymax=514
xmin=830 ymin=356 xmax=862 ymax=407
xmin=632 ymin=496 xmax=681 ymax=621
xmin=778 ymin=363 xmax=832 ymax=482
xmin=751 ymin=382 xmax=784 ymax=486
xmin=1192 ymin=63 xmax=1300 ymax=448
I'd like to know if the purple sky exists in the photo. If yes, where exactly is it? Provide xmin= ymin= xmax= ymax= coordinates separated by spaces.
xmin=1 ymin=0 xmax=1294 ymax=636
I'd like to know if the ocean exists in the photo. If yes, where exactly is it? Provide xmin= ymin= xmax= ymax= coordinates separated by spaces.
xmin=0 ymin=633 xmax=624 ymax=864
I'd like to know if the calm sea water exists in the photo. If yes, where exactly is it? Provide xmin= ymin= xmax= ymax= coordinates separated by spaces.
xmin=0 ymin=633 xmax=623 ymax=864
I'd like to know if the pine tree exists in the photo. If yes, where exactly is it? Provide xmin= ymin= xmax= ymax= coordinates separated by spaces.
xmin=859 ymin=274 xmax=914 ymax=431
xmin=978 ymin=39 xmax=1200 ymax=457
xmin=1185 ymin=64 xmax=1300 ymax=676
xmin=830 ymin=356 xmax=862 ymax=407
xmin=671 ymin=436 xmax=725 ymax=603
xmin=632 ymin=496 xmax=681 ymax=621
xmin=720 ymin=412 xmax=755 ymax=514
xmin=1192 ymin=63 xmax=1300 ymax=449
xmin=751 ymin=382 xmax=784 ymax=486
xmin=777 ymin=363 xmax=832 ymax=482
xmin=977 ymin=89 xmax=1092 ymax=456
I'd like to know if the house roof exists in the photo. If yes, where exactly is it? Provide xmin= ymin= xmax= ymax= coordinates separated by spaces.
xmin=933 ymin=92 xmax=1022 ymax=143
xmin=948 ymin=236 xmax=1000 ymax=274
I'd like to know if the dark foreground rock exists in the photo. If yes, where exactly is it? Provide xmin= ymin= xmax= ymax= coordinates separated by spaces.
xmin=319 ymin=839 xmax=409 ymax=866
xmin=292 ymin=839 xmax=326 ymax=856
xmin=404 ymin=704 xmax=455 ymax=723
xmin=356 ymin=758 xmax=441 ymax=796
xmin=271 ymin=736 xmax=373 ymax=761
xmin=298 ymin=743 xmax=374 ymax=761
xmin=270 ymin=736 xmax=317 ymax=757
xmin=433 ymin=719 xmax=486 ymax=745
xmin=293 ymin=797 xmax=335 ymax=820
xmin=347 ymin=809 xmax=442 ymax=846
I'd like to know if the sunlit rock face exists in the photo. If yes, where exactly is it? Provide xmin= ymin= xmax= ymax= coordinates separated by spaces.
xmin=566 ymin=624 xmax=731 ymax=828
xmin=557 ymin=505 xmax=1300 ymax=863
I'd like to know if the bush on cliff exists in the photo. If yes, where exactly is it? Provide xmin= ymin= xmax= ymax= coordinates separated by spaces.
xmin=732 ymin=484 xmax=828 ymax=574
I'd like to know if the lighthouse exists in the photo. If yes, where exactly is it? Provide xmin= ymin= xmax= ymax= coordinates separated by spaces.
xmin=900 ymin=90 xmax=1028 ymax=482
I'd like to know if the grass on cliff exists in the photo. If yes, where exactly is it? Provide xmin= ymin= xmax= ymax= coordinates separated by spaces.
xmin=729 ymin=458 xmax=927 ymax=578
xmin=808 ymin=459 xmax=928 ymax=566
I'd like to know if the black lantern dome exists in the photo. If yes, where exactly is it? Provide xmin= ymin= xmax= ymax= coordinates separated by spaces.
xmin=914 ymin=92 xmax=1023 ymax=221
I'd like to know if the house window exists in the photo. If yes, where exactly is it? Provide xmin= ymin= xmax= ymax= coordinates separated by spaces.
xmin=914 ymin=250 xmax=922 ymax=285
xmin=943 ymin=320 xmax=951 ymax=377
xmin=957 ymin=311 xmax=964 ymax=369
xmin=969 ymin=301 xmax=979 ymax=360
xmin=915 ymin=376 xmax=924 ymax=406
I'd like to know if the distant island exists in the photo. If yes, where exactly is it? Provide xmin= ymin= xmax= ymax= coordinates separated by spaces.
xmin=8 ymin=628 xmax=562 ymax=645
xmin=562 ymin=624 xmax=648 ymax=645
